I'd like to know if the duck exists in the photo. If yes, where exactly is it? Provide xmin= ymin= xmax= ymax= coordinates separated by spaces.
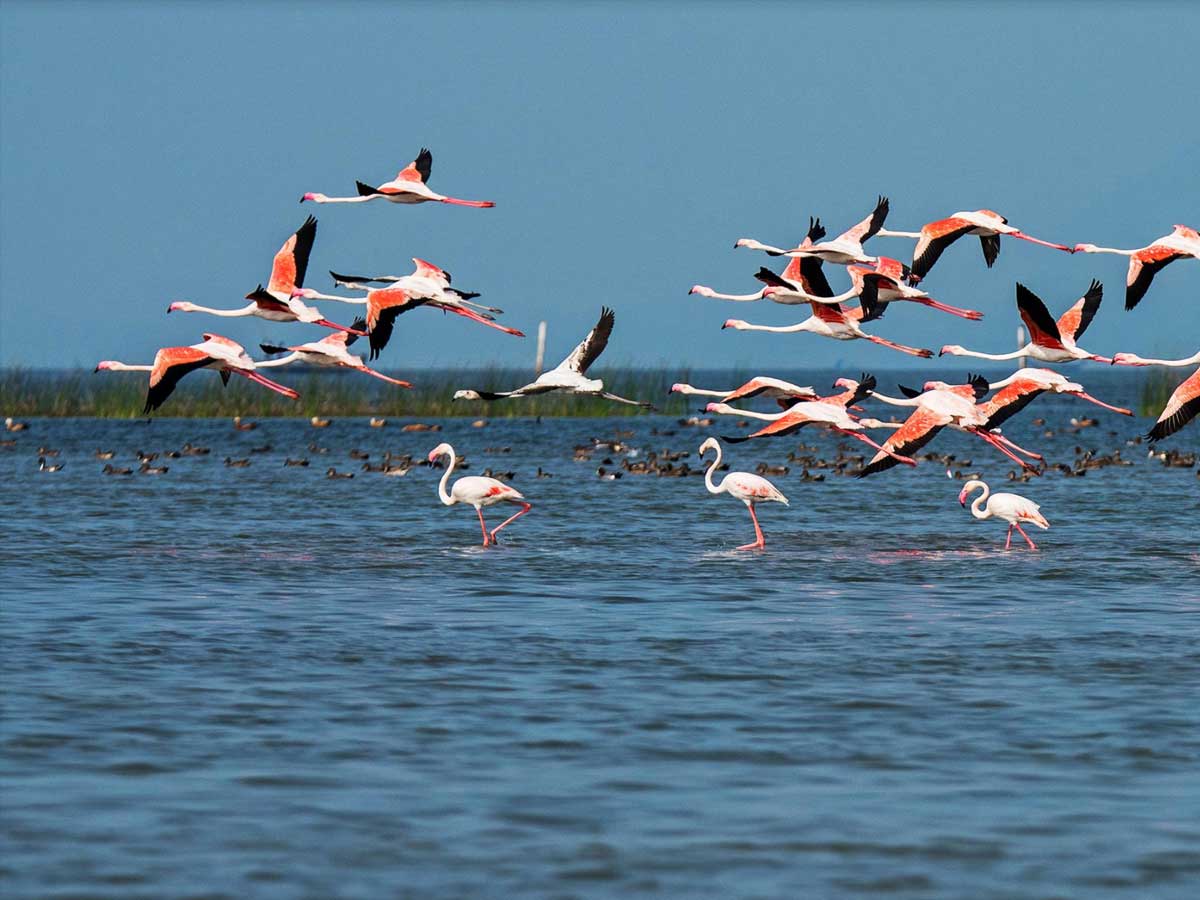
xmin=369 ymin=417 xmax=387 ymax=428
xmin=349 ymin=449 xmax=371 ymax=460
xmin=181 ymin=443 xmax=210 ymax=456
xmin=401 ymin=422 xmax=441 ymax=432
xmin=94 ymin=449 xmax=116 ymax=460
xmin=284 ymin=458 xmax=310 ymax=467
xmin=139 ymin=462 xmax=169 ymax=475
xmin=596 ymin=467 xmax=622 ymax=480
xmin=37 ymin=447 xmax=60 ymax=457
xmin=308 ymin=443 xmax=329 ymax=454
xmin=5 ymin=417 xmax=28 ymax=432
xmin=224 ymin=457 xmax=251 ymax=468
xmin=102 ymin=464 xmax=133 ymax=476
xmin=535 ymin=467 xmax=553 ymax=478
xmin=249 ymin=445 xmax=273 ymax=454
xmin=755 ymin=462 xmax=789 ymax=476
xmin=326 ymin=467 xmax=354 ymax=479
xmin=310 ymin=416 xmax=331 ymax=428
xmin=38 ymin=456 xmax=64 ymax=473
xmin=232 ymin=416 xmax=256 ymax=431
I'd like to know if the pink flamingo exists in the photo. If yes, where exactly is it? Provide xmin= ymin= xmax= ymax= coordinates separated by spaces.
xmin=980 ymin=368 xmax=1132 ymax=428
xmin=959 ymin=479 xmax=1050 ymax=551
xmin=895 ymin=209 xmax=1073 ymax=281
xmin=722 ymin=297 xmax=934 ymax=358
xmin=749 ymin=196 xmax=893 ymax=266
xmin=670 ymin=377 xmax=819 ymax=408
xmin=256 ymin=321 xmax=412 ymax=387
xmin=1111 ymin=350 xmax=1200 ymax=441
xmin=95 ymin=334 xmax=299 ymax=413
xmin=698 ymin=437 xmax=789 ymax=551
xmin=429 ymin=443 xmax=531 ymax=546
xmin=1074 ymin=225 xmax=1199 ymax=309
xmin=301 ymin=149 xmax=495 ymax=208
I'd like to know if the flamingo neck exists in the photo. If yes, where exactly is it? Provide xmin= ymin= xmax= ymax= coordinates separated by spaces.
xmin=437 ymin=450 xmax=457 ymax=506
xmin=702 ymin=445 xmax=725 ymax=496
xmin=702 ymin=288 xmax=767 ymax=302
xmin=188 ymin=304 xmax=255 ymax=317
xmin=104 ymin=362 xmax=153 ymax=372
xmin=969 ymin=484 xmax=991 ymax=520
xmin=869 ymin=392 xmax=921 ymax=407
xmin=253 ymin=353 xmax=301 ymax=369
xmin=1080 ymin=245 xmax=1133 ymax=256
xmin=950 ymin=347 xmax=1026 ymax=361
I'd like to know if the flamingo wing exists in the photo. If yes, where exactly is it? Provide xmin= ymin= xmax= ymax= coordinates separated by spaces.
xmin=1015 ymin=283 xmax=1066 ymax=350
xmin=979 ymin=234 xmax=1001 ymax=267
xmin=366 ymin=290 xmax=422 ymax=361
xmin=979 ymin=379 xmax=1048 ymax=430
xmin=412 ymin=257 xmax=451 ymax=284
xmin=911 ymin=217 xmax=974 ymax=280
xmin=146 ymin=347 xmax=214 ymax=413
xmin=1055 ymin=279 xmax=1103 ymax=341
xmin=725 ymin=410 xmax=813 ymax=442
xmin=557 ymin=306 xmax=614 ymax=375
xmin=858 ymin=407 xmax=948 ymax=477
xmin=245 ymin=285 xmax=296 ymax=316
xmin=1126 ymin=246 xmax=1182 ymax=310
xmin=836 ymin=195 xmax=889 ymax=245
xmin=395 ymin=148 xmax=433 ymax=184
xmin=1148 ymin=367 xmax=1200 ymax=441
xmin=267 ymin=215 xmax=317 ymax=294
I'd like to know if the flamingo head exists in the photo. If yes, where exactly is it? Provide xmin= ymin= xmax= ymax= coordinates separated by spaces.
xmin=733 ymin=238 xmax=757 ymax=250
xmin=166 ymin=301 xmax=194 ymax=313
xmin=94 ymin=360 xmax=117 ymax=372
xmin=427 ymin=442 xmax=453 ymax=463
xmin=688 ymin=284 xmax=709 ymax=296
xmin=669 ymin=383 xmax=691 ymax=394
xmin=939 ymin=345 xmax=964 ymax=357
xmin=761 ymin=286 xmax=782 ymax=299
xmin=832 ymin=377 xmax=859 ymax=390
xmin=1110 ymin=353 xmax=1146 ymax=367
xmin=1073 ymin=243 xmax=1099 ymax=253
xmin=698 ymin=436 xmax=719 ymax=455
xmin=300 ymin=192 xmax=322 ymax=203
xmin=452 ymin=390 xmax=482 ymax=401
xmin=290 ymin=288 xmax=317 ymax=300
xmin=721 ymin=319 xmax=746 ymax=330
xmin=923 ymin=380 xmax=954 ymax=392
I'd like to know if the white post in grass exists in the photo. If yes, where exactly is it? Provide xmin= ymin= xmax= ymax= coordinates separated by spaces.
xmin=534 ymin=321 xmax=547 ymax=376
xmin=1016 ymin=325 xmax=1027 ymax=369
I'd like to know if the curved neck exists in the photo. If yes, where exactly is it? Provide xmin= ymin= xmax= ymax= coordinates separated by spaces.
xmin=702 ymin=446 xmax=724 ymax=495
xmin=969 ymin=484 xmax=991 ymax=520
xmin=436 ymin=450 xmax=456 ymax=505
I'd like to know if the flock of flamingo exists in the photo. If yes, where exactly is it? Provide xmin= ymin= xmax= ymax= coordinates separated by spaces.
xmin=84 ymin=152 xmax=1198 ymax=551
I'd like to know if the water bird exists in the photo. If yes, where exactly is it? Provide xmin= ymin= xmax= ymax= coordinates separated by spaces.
xmin=958 ymin=479 xmax=1049 ymax=551
xmin=38 ymin=447 xmax=60 ymax=457
xmin=670 ymin=377 xmax=819 ymax=408
xmin=330 ymin=258 xmax=502 ymax=319
xmin=301 ymin=148 xmax=496 ymax=208
xmin=898 ymin=209 xmax=1073 ymax=281
xmin=249 ymin=445 xmax=272 ymax=454
xmin=746 ymin=196 xmax=893 ymax=267
xmin=428 ymin=442 xmax=532 ymax=547
xmin=1074 ymin=225 xmax=1198 ymax=309
xmin=326 ymin=468 xmax=354 ymax=479
xmin=453 ymin=307 xmax=653 ymax=407
xmin=94 ymin=449 xmax=115 ymax=460
xmin=402 ymin=423 xmax=441 ymax=432
xmin=5 ymin=417 xmax=27 ymax=432
xmin=1111 ymin=350 xmax=1200 ymax=441
xmin=284 ymin=458 xmax=309 ymax=467
xmin=310 ymin=416 xmax=331 ymax=428
xmin=224 ymin=457 xmax=250 ymax=468
xmin=698 ymin=437 xmax=788 ymax=551
xmin=102 ymin=464 xmax=133 ymax=475
xmin=181 ymin=443 xmax=210 ymax=455
xmin=233 ymin=417 xmax=256 ymax=431
xmin=940 ymin=281 xmax=1111 ymax=364
xmin=95 ymin=334 xmax=299 ymax=413
xmin=168 ymin=216 xmax=360 ymax=335
xmin=139 ymin=462 xmax=168 ymax=475
xmin=38 ymin=456 xmax=63 ymax=472
xmin=370 ymin=418 xmax=387 ymax=428
xmin=257 ymin=323 xmax=412 ymax=385
xmin=980 ymin=368 xmax=1132 ymax=428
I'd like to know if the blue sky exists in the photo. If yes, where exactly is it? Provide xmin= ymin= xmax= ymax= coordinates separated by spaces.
xmin=2 ymin=1 xmax=1197 ymax=372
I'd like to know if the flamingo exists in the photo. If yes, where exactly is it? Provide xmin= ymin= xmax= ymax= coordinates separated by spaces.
xmin=749 ymin=196 xmax=892 ymax=266
xmin=940 ymin=280 xmax=1111 ymax=364
xmin=858 ymin=377 xmax=1042 ymax=476
xmin=671 ymin=377 xmax=819 ymax=409
xmin=300 ymin=149 xmax=495 ymax=207
xmin=722 ymin=297 xmax=934 ymax=358
xmin=1074 ymin=225 xmax=1199 ymax=309
xmin=328 ymin=257 xmax=503 ymax=316
xmin=901 ymin=209 xmax=1073 ymax=281
xmin=1111 ymin=350 xmax=1200 ymax=441
xmin=256 ymin=321 xmax=413 ymax=386
xmin=698 ymin=437 xmax=789 ymax=551
xmin=94 ymin=334 xmax=299 ymax=413
xmin=428 ymin=443 xmax=531 ymax=546
xmin=693 ymin=217 xmax=836 ymax=304
xmin=958 ymin=479 xmax=1049 ymax=551
xmin=453 ymin=307 xmax=653 ymax=407
xmin=851 ymin=258 xmax=984 ymax=321
xmin=166 ymin=216 xmax=361 ymax=336
xmin=979 ymin=368 xmax=1132 ymax=429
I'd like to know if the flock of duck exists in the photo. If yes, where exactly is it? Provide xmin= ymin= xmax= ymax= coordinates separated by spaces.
xmin=21 ymin=151 xmax=1200 ymax=550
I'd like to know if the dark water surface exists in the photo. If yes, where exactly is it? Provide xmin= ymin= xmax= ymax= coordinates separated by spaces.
xmin=3 ymin=370 xmax=1199 ymax=899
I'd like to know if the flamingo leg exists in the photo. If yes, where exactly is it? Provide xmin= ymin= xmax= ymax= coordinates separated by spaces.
xmin=1011 ymin=231 xmax=1073 ymax=252
xmin=476 ymin=507 xmax=491 ymax=546
xmin=436 ymin=304 xmax=525 ymax=337
xmin=231 ymin=368 xmax=300 ymax=400
xmin=354 ymin=366 xmax=412 ymax=387
xmin=489 ymin=502 xmax=532 ymax=544
xmin=910 ymin=296 xmax=985 ymax=320
xmin=1013 ymin=522 xmax=1038 ymax=550
xmin=440 ymin=197 xmax=496 ymax=208
xmin=736 ymin=502 xmax=765 ymax=551
xmin=1005 ymin=525 xmax=1013 ymax=551
xmin=314 ymin=318 xmax=368 ymax=336
xmin=862 ymin=334 xmax=934 ymax=358
xmin=989 ymin=431 xmax=1044 ymax=461
xmin=838 ymin=428 xmax=917 ymax=466
xmin=971 ymin=428 xmax=1036 ymax=471
xmin=1071 ymin=391 xmax=1132 ymax=415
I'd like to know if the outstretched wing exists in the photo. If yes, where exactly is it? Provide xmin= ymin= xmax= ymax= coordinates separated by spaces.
xmin=1126 ymin=247 xmax=1181 ymax=310
xmin=268 ymin=215 xmax=317 ymax=294
xmin=1148 ymin=368 xmax=1200 ymax=441
xmin=145 ymin=347 xmax=213 ymax=413
xmin=836 ymin=195 xmax=889 ymax=245
xmin=1055 ymin=279 xmax=1103 ymax=340
xmin=1015 ymin=283 xmax=1065 ymax=349
xmin=911 ymin=216 xmax=974 ymax=280
xmin=557 ymin=306 xmax=615 ymax=375
xmin=979 ymin=378 xmax=1047 ymax=430
xmin=396 ymin=148 xmax=433 ymax=184
xmin=858 ymin=407 xmax=947 ymax=477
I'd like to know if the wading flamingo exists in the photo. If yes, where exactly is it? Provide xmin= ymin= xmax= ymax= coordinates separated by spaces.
xmin=698 ymin=437 xmax=788 ymax=550
xmin=980 ymin=368 xmax=1132 ymax=428
xmin=429 ymin=442 xmax=531 ymax=546
xmin=256 ymin=321 xmax=412 ymax=387
xmin=95 ymin=334 xmax=299 ymax=413
xmin=899 ymin=209 xmax=1073 ymax=281
xmin=1111 ymin=350 xmax=1200 ymax=441
xmin=722 ymin=297 xmax=934 ymax=358
xmin=453 ymin=307 xmax=652 ymax=407
xmin=958 ymin=479 xmax=1049 ymax=550
xmin=940 ymin=281 xmax=1111 ymax=364
xmin=167 ymin=216 xmax=362 ymax=335
xmin=301 ymin=149 xmax=495 ymax=208
xmin=1074 ymin=225 xmax=1199 ymax=309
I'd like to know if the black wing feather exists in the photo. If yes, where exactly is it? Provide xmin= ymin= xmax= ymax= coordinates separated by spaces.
xmin=292 ymin=215 xmax=317 ymax=289
xmin=144 ymin=357 xmax=214 ymax=414
xmin=1148 ymin=395 xmax=1200 ymax=442
xmin=1074 ymin=279 xmax=1103 ymax=338
xmin=979 ymin=234 xmax=1001 ymax=268
xmin=1015 ymin=283 xmax=1063 ymax=344
xmin=414 ymin=148 xmax=433 ymax=183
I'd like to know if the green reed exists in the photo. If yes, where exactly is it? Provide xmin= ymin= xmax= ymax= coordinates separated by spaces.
xmin=1137 ymin=369 xmax=1187 ymax=419
xmin=0 ymin=367 xmax=701 ymax=419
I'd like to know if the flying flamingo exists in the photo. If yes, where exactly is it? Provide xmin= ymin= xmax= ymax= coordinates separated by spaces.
xmin=1074 ymin=225 xmax=1199 ymax=309
xmin=453 ymin=307 xmax=652 ymax=407
xmin=980 ymin=368 xmax=1132 ymax=429
xmin=167 ymin=216 xmax=362 ymax=336
xmin=858 ymin=377 xmax=1042 ymax=475
xmin=693 ymin=217 xmax=836 ymax=304
xmin=256 ymin=321 xmax=412 ymax=387
xmin=958 ymin=479 xmax=1049 ymax=551
xmin=328 ymin=257 xmax=503 ymax=316
xmin=95 ymin=334 xmax=299 ymax=413
xmin=670 ymin=377 xmax=819 ymax=409
xmin=301 ymin=149 xmax=495 ymax=208
xmin=893 ymin=209 xmax=1074 ymax=282
xmin=747 ymin=196 xmax=893 ymax=266
xmin=1111 ymin=350 xmax=1200 ymax=441
xmin=940 ymin=280 xmax=1111 ymax=364
xmin=698 ymin=437 xmax=788 ymax=551
xmin=721 ymin=296 xmax=934 ymax=358
xmin=428 ymin=442 xmax=531 ymax=546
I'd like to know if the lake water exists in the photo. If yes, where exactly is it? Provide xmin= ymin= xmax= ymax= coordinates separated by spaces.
xmin=2 ymin=369 xmax=1198 ymax=899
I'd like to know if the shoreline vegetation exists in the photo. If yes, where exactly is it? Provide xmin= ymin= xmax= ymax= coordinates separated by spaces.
xmin=0 ymin=367 xmax=1180 ymax=419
